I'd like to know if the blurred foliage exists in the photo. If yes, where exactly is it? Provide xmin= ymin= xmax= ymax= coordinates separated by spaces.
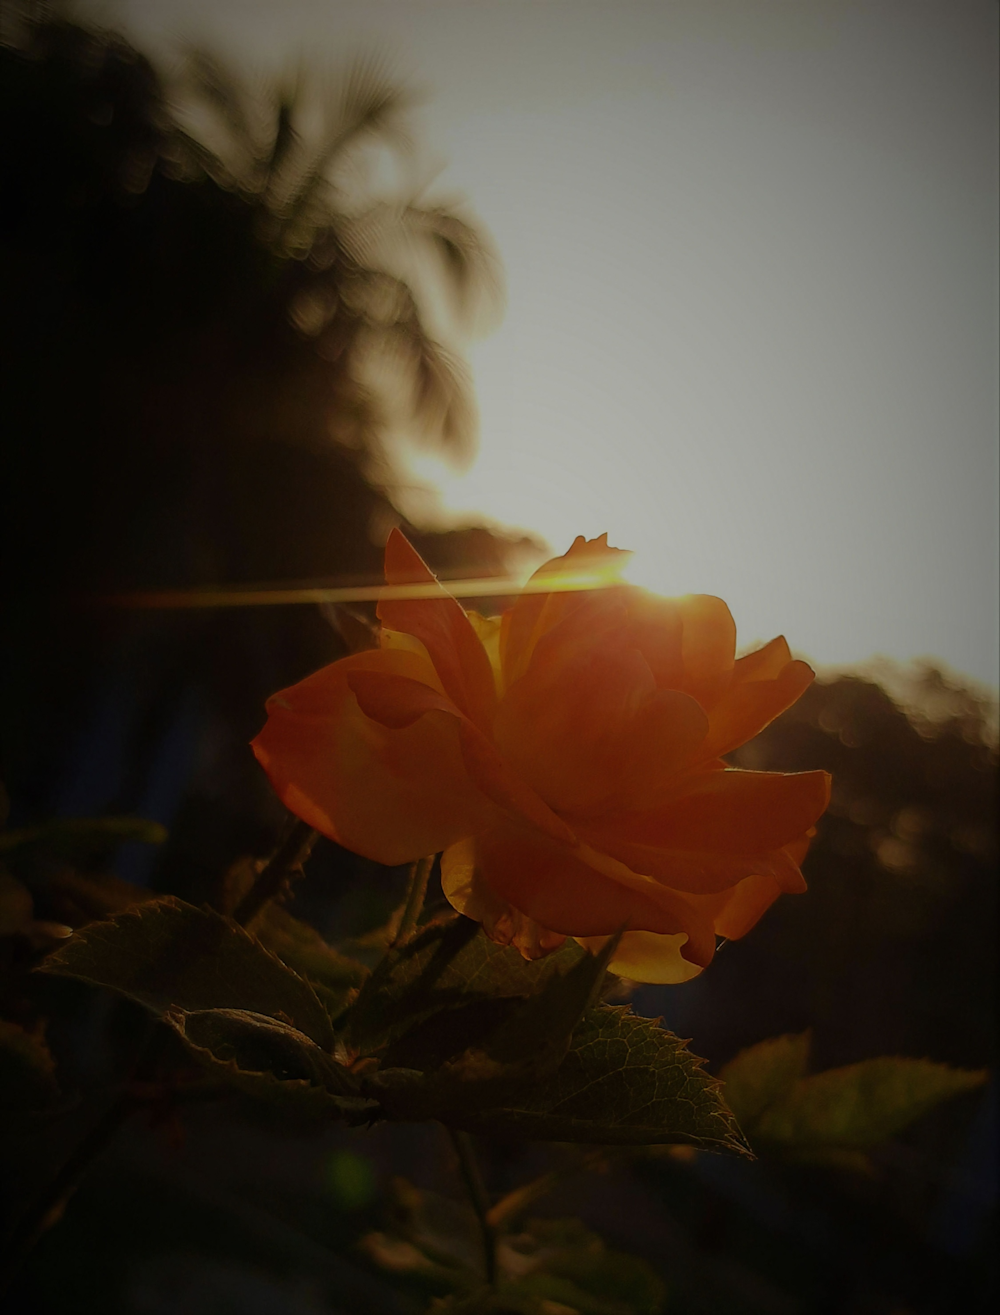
xmin=721 ymin=1031 xmax=986 ymax=1173
xmin=360 ymin=1179 xmax=666 ymax=1315
xmin=714 ymin=664 xmax=997 ymax=1073
xmin=0 ymin=816 xmax=167 ymax=855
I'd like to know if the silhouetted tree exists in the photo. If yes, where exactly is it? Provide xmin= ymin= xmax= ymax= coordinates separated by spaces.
xmin=0 ymin=10 xmax=523 ymax=866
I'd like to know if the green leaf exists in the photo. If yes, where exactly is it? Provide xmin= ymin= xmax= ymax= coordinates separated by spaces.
xmin=363 ymin=1192 xmax=665 ymax=1315
xmin=39 ymin=896 xmax=335 ymax=1048
xmin=482 ymin=930 xmax=621 ymax=1071
xmin=221 ymin=856 xmax=368 ymax=1013
xmin=753 ymin=1056 xmax=988 ymax=1150
xmin=252 ymin=902 xmax=368 ymax=1015
xmin=719 ymin=1031 xmax=812 ymax=1131
xmin=359 ymin=935 xmax=624 ymax=1124
xmin=343 ymin=915 xmax=587 ymax=1058
xmin=0 ymin=1019 xmax=60 ymax=1111
xmin=510 ymin=1216 xmax=665 ymax=1315
xmin=0 ymin=815 xmax=167 ymax=854
xmin=46 ymin=869 xmax=156 ymax=922
xmin=163 ymin=1007 xmax=377 ymax=1124
xmin=325 ymin=1149 xmax=378 ymax=1210
xmin=379 ymin=929 xmax=620 ymax=1084
xmin=372 ymin=1005 xmax=750 ymax=1152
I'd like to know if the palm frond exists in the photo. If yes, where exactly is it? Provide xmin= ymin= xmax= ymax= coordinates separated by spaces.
xmin=277 ymin=55 xmax=415 ymax=246
xmin=262 ymin=94 xmax=298 ymax=193
xmin=181 ymin=47 xmax=256 ymax=158
xmin=385 ymin=321 xmax=478 ymax=458
xmin=402 ymin=204 xmax=505 ymax=334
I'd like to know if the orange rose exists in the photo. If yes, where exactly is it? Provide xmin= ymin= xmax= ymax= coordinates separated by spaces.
xmin=252 ymin=531 xmax=830 ymax=983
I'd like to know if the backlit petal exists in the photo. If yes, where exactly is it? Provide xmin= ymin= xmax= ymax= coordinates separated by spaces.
xmin=572 ymin=830 xmax=806 ymax=895
xmin=347 ymin=668 xmax=576 ymax=845
xmin=441 ymin=838 xmax=566 ymax=959
xmin=251 ymin=649 xmax=489 ymax=865
xmin=701 ymin=657 xmax=815 ymax=760
xmin=474 ymin=821 xmax=718 ymax=964
xmin=676 ymin=594 xmax=737 ymax=709
xmin=733 ymin=635 xmax=793 ymax=683
xmin=591 ymin=768 xmax=831 ymax=857
xmin=576 ymin=931 xmax=703 ymax=984
xmin=500 ymin=534 xmax=631 ymax=686
xmin=378 ymin=529 xmax=497 ymax=732
xmin=713 ymin=873 xmax=784 ymax=940
xmin=494 ymin=608 xmax=653 ymax=813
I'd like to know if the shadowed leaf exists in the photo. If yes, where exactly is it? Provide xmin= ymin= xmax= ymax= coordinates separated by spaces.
xmin=223 ymin=856 xmax=368 ymax=1015
xmin=343 ymin=915 xmax=587 ymax=1057
xmin=363 ymin=1186 xmax=665 ymax=1314
xmin=370 ymin=1005 xmax=749 ymax=1152
xmin=753 ymin=1055 xmax=988 ymax=1149
xmin=0 ymin=815 xmax=166 ymax=854
xmin=719 ymin=1031 xmax=812 ymax=1130
xmin=476 ymin=929 xmax=622 ymax=1072
xmin=164 ymin=1007 xmax=376 ymax=1122
xmin=39 ymin=896 xmax=335 ymax=1048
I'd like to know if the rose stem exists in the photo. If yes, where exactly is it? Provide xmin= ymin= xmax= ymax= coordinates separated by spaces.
xmin=487 ymin=1147 xmax=613 ymax=1230
xmin=447 ymin=1127 xmax=497 ymax=1285
xmin=232 ymin=816 xmax=318 ymax=927
xmin=390 ymin=854 xmax=434 ymax=947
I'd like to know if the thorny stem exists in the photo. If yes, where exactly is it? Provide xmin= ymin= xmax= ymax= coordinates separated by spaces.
xmin=447 ymin=1127 xmax=497 ymax=1286
xmin=390 ymin=854 xmax=434 ymax=948
xmin=233 ymin=817 xmax=318 ymax=927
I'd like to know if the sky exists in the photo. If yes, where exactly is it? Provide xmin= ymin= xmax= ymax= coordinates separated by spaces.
xmin=94 ymin=1 xmax=998 ymax=690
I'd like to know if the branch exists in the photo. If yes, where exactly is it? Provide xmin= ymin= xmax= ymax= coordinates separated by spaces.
xmin=447 ymin=1127 xmax=497 ymax=1286
xmin=390 ymin=854 xmax=434 ymax=948
xmin=232 ymin=817 xmax=318 ymax=926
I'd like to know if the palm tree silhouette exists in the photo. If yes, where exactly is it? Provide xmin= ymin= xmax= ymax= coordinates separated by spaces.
xmin=0 ymin=12 xmax=520 ymax=885
xmin=163 ymin=46 xmax=503 ymax=459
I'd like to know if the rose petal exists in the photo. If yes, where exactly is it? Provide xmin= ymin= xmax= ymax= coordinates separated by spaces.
xmin=676 ymin=594 xmax=737 ymax=708
xmin=378 ymin=529 xmax=496 ymax=732
xmin=700 ymin=658 xmax=815 ymax=760
xmin=441 ymin=838 xmax=566 ymax=959
xmin=496 ymin=599 xmax=710 ymax=815
xmin=733 ymin=635 xmax=793 ymax=683
xmin=473 ymin=822 xmax=718 ymax=964
xmin=458 ymin=720 xmax=577 ymax=844
xmin=251 ymin=650 xmax=489 ymax=864
xmin=606 ymin=688 xmax=711 ymax=811
xmin=346 ymin=667 xmax=576 ymax=845
xmin=622 ymin=591 xmax=685 ymax=689
xmin=713 ymin=873 xmax=785 ymax=940
xmin=347 ymin=670 xmax=459 ymax=729
xmin=494 ymin=611 xmax=652 ymax=814
xmin=500 ymin=534 xmax=631 ymax=686
xmin=576 ymin=930 xmax=703 ymax=984
xmin=591 ymin=768 xmax=831 ymax=857
xmin=572 ymin=831 xmax=807 ymax=895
